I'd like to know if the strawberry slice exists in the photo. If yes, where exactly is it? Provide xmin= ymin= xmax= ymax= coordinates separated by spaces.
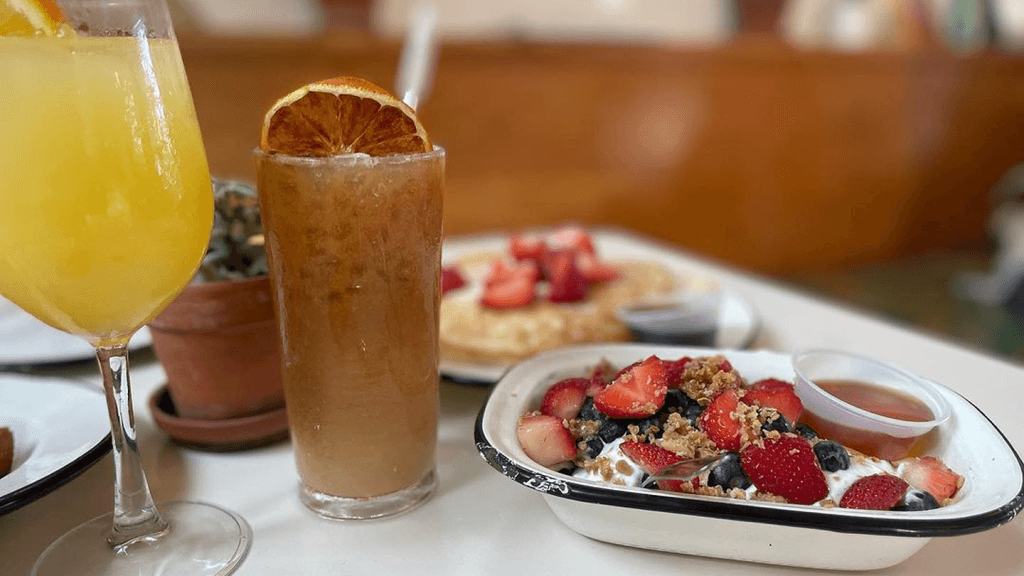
xmin=585 ymin=378 xmax=608 ymax=397
xmin=663 ymin=356 xmax=692 ymax=387
xmin=510 ymin=234 xmax=547 ymax=262
xmin=620 ymin=441 xmax=681 ymax=474
xmin=539 ymin=378 xmax=590 ymax=420
xmin=548 ymin=225 xmax=596 ymax=255
xmin=619 ymin=441 xmax=701 ymax=491
xmin=586 ymin=360 xmax=616 ymax=396
xmin=546 ymin=249 xmax=588 ymax=303
xmin=516 ymin=414 xmax=577 ymax=466
xmin=480 ymin=273 xmax=536 ymax=309
xmin=484 ymin=259 xmax=539 ymax=289
xmin=517 ymin=260 xmax=541 ymax=282
xmin=611 ymin=359 xmax=643 ymax=382
xmin=840 ymin=474 xmax=910 ymax=510
xmin=594 ymin=356 xmax=669 ymax=418
xmin=441 ymin=265 xmax=467 ymax=294
xmin=749 ymin=378 xmax=791 ymax=391
xmin=619 ymin=441 xmax=696 ymax=491
xmin=589 ymin=359 xmax=616 ymax=384
xmin=699 ymin=389 xmax=743 ymax=451
xmin=577 ymin=252 xmax=620 ymax=283
xmin=897 ymin=456 xmax=961 ymax=500
xmin=481 ymin=259 xmax=540 ymax=308
xmin=740 ymin=434 xmax=829 ymax=505
xmin=484 ymin=259 xmax=516 ymax=288
xmin=742 ymin=379 xmax=803 ymax=424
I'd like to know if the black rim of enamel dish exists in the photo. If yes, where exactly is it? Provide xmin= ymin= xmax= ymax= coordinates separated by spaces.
xmin=0 ymin=433 xmax=111 ymax=517
xmin=474 ymin=393 xmax=1024 ymax=538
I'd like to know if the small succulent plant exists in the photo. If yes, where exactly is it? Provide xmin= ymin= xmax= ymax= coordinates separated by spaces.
xmin=195 ymin=178 xmax=268 ymax=283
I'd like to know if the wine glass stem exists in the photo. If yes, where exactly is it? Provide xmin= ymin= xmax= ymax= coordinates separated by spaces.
xmin=96 ymin=344 xmax=167 ymax=548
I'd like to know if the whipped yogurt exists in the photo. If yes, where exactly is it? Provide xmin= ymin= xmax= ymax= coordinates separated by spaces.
xmin=575 ymin=438 xmax=908 ymax=506
xmin=573 ymin=438 xmax=646 ymax=486
xmin=822 ymin=457 xmax=899 ymax=504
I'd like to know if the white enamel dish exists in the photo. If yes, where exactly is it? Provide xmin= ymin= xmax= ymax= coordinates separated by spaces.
xmin=0 ymin=374 xmax=110 ymax=515
xmin=474 ymin=344 xmax=1024 ymax=571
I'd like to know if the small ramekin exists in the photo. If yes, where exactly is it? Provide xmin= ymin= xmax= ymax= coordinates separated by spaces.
xmin=792 ymin=349 xmax=952 ymax=460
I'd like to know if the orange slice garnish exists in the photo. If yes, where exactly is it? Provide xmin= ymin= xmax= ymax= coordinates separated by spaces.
xmin=260 ymin=76 xmax=432 ymax=157
xmin=0 ymin=0 xmax=64 ymax=36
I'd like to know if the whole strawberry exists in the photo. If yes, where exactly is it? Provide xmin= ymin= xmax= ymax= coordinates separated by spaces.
xmin=740 ymin=434 xmax=828 ymax=505
xmin=840 ymin=474 xmax=910 ymax=510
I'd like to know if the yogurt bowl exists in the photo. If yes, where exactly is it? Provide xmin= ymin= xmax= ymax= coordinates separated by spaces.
xmin=475 ymin=344 xmax=1024 ymax=570
xmin=792 ymin=349 xmax=952 ymax=461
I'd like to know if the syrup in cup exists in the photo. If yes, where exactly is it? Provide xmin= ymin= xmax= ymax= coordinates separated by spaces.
xmin=792 ymin=349 xmax=952 ymax=461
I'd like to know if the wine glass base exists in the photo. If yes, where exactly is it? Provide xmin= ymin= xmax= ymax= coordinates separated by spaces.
xmin=31 ymin=501 xmax=251 ymax=576
xmin=300 ymin=468 xmax=437 ymax=520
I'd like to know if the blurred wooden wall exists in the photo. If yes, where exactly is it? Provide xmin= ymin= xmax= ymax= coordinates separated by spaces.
xmin=178 ymin=33 xmax=1024 ymax=274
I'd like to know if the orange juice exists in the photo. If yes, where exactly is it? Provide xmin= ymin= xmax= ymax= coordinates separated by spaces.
xmin=0 ymin=35 xmax=212 ymax=346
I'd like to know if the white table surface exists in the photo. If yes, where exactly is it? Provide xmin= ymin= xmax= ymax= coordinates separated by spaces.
xmin=2 ymin=229 xmax=1023 ymax=576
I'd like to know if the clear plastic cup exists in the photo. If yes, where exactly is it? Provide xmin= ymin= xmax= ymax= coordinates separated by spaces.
xmin=792 ymin=349 xmax=952 ymax=461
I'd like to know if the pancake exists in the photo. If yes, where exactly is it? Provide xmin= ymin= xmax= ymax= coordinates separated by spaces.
xmin=440 ymin=258 xmax=676 ymax=364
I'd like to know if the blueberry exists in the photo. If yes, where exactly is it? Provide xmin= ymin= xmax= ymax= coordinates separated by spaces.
xmin=632 ymin=415 xmax=661 ymax=437
xmin=664 ymin=389 xmax=697 ymax=410
xmin=577 ymin=398 xmax=628 ymax=442
xmin=894 ymin=489 xmax=940 ymax=511
xmin=795 ymin=424 xmax=817 ymax=440
xmin=760 ymin=411 xmax=791 ymax=434
xmin=583 ymin=436 xmax=604 ymax=459
xmin=578 ymin=397 xmax=606 ymax=423
xmin=597 ymin=419 xmax=628 ymax=443
xmin=665 ymin=390 xmax=704 ymax=426
xmin=707 ymin=452 xmax=751 ymax=491
xmin=682 ymin=404 xmax=704 ymax=427
xmin=813 ymin=440 xmax=850 ymax=472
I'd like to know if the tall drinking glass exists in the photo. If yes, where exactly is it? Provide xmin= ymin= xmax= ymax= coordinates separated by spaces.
xmin=255 ymin=149 xmax=444 ymax=519
xmin=0 ymin=1 xmax=250 ymax=574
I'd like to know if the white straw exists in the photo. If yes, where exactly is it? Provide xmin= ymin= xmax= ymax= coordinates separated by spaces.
xmin=396 ymin=2 xmax=439 ymax=111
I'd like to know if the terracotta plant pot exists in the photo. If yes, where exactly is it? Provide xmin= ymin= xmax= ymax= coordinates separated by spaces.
xmin=148 ymin=276 xmax=284 ymax=421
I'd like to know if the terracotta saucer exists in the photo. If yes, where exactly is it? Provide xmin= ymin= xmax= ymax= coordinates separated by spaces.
xmin=149 ymin=385 xmax=289 ymax=451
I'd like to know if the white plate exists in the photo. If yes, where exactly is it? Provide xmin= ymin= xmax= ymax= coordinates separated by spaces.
xmin=475 ymin=344 xmax=1024 ymax=571
xmin=0 ymin=297 xmax=152 ymax=366
xmin=440 ymin=230 xmax=760 ymax=384
xmin=0 ymin=374 xmax=110 ymax=516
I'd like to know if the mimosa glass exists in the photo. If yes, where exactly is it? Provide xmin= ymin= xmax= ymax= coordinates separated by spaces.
xmin=0 ymin=0 xmax=251 ymax=574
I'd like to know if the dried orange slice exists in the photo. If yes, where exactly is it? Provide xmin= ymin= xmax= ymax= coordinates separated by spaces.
xmin=0 ymin=0 xmax=64 ymax=36
xmin=260 ymin=76 xmax=431 ymax=157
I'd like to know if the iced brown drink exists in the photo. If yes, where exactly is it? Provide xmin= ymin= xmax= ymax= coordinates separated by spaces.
xmin=256 ymin=77 xmax=442 ymax=519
